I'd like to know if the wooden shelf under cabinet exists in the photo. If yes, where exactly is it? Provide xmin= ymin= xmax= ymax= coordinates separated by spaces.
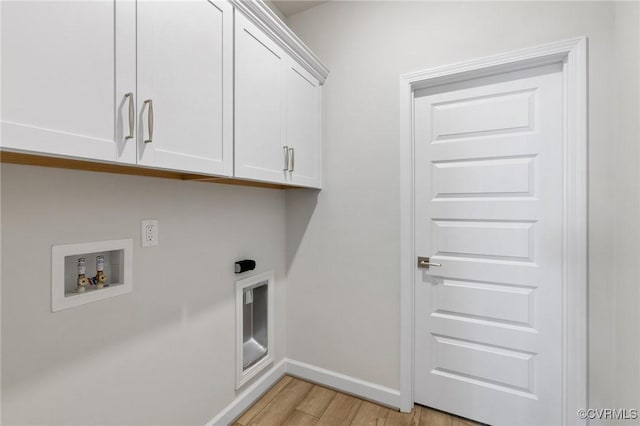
xmin=0 ymin=151 xmax=298 ymax=190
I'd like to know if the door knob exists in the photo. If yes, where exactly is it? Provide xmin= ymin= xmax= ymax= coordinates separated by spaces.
xmin=417 ymin=256 xmax=441 ymax=269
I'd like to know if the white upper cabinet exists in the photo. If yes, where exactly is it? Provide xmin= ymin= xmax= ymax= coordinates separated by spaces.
xmin=233 ymin=6 xmax=327 ymax=188
xmin=234 ymin=11 xmax=287 ymax=184
xmin=137 ymin=0 xmax=233 ymax=176
xmin=1 ymin=0 xmax=327 ymax=187
xmin=284 ymin=60 xmax=321 ymax=188
xmin=1 ymin=0 xmax=137 ymax=164
xmin=1 ymin=0 xmax=233 ymax=176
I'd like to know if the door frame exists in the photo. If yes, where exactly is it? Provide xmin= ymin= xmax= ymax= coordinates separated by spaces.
xmin=399 ymin=37 xmax=588 ymax=425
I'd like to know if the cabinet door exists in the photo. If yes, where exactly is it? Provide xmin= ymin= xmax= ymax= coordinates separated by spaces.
xmin=137 ymin=0 xmax=232 ymax=176
xmin=285 ymin=61 xmax=322 ymax=188
xmin=234 ymin=11 xmax=286 ymax=184
xmin=1 ymin=0 xmax=136 ymax=163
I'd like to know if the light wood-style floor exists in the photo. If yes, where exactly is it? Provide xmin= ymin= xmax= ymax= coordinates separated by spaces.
xmin=234 ymin=376 xmax=483 ymax=426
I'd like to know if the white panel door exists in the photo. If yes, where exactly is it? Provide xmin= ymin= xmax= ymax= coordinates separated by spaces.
xmin=234 ymin=11 xmax=286 ymax=184
xmin=137 ymin=0 xmax=232 ymax=176
xmin=414 ymin=64 xmax=563 ymax=426
xmin=1 ymin=0 xmax=136 ymax=163
xmin=285 ymin=60 xmax=321 ymax=188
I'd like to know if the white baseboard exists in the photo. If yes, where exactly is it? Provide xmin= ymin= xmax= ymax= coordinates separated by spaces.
xmin=206 ymin=359 xmax=287 ymax=426
xmin=285 ymin=359 xmax=401 ymax=410
xmin=206 ymin=358 xmax=401 ymax=426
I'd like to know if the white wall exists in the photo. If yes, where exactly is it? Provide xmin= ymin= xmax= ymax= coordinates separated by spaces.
xmin=1 ymin=164 xmax=287 ymax=425
xmin=613 ymin=0 xmax=640 ymax=414
xmin=286 ymin=0 xmax=619 ymax=410
xmin=3 ymin=3 xmax=637 ymax=424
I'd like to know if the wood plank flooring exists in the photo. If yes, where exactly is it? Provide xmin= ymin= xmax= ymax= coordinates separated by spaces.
xmin=234 ymin=376 xmax=483 ymax=426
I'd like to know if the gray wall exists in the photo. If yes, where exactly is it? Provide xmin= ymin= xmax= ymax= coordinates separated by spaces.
xmin=285 ymin=0 xmax=624 ymax=412
xmin=1 ymin=164 xmax=287 ymax=425
xmin=613 ymin=0 xmax=640 ymax=413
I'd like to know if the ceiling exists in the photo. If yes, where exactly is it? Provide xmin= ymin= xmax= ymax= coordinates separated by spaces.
xmin=270 ymin=1 xmax=328 ymax=17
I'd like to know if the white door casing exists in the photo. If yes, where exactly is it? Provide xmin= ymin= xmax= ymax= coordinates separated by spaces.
xmin=399 ymin=38 xmax=587 ymax=425
xmin=414 ymin=64 xmax=562 ymax=425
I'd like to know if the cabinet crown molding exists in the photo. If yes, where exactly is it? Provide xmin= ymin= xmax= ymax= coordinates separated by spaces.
xmin=229 ymin=0 xmax=330 ymax=84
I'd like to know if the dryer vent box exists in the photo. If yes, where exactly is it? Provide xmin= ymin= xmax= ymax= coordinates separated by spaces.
xmin=236 ymin=270 xmax=274 ymax=388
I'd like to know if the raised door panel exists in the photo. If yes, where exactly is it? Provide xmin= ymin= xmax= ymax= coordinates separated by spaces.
xmin=285 ymin=61 xmax=321 ymax=188
xmin=234 ymin=11 xmax=286 ymax=184
xmin=137 ymin=0 xmax=232 ymax=176
xmin=1 ymin=0 xmax=136 ymax=163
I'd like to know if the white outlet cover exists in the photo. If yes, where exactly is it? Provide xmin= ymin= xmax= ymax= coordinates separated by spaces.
xmin=141 ymin=220 xmax=159 ymax=247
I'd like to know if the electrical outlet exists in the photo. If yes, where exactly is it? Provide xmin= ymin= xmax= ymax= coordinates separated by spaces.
xmin=141 ymin=220 xmax=159 ymax=247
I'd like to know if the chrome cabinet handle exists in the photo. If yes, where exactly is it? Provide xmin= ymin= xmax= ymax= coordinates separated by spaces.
xmin=288 ymin=147 xmax=295 ymax=172
xmin=144 ymin=99 xmax=153 ymax=144
xmin=417 ymin=257 xmax=441 ymax=269
xmin=283 ymin=146 xmax=289 ymax=170
xmin=124 ymin=93 xmax=134 ymax=140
